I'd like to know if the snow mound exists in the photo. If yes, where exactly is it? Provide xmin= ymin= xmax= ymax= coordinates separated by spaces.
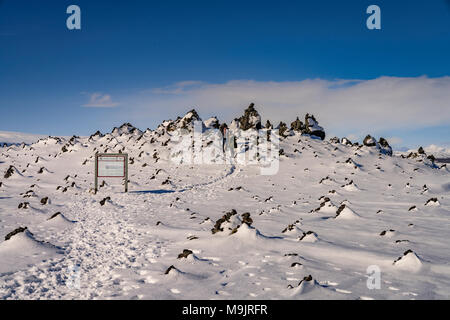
xmin=314 ymin=197 xmax=338 ymax=214
xmin=393 ymin=250 xmax=423 ymax=272
xmin=164 ymin=265 xmax=184 ymax=277
xmin=335 ymin=205 xmax=360 ymax=220
xmin=43 ymin=212 xmax=75 ymax=228
xmin=232 ymin=223 xmax=267 ymax=241
xmin=298 ymin=231 xmax=319 ymax=243
xmin=379 ymin=229 xmax=397 ymax=238
xmin=177 ymin=249 xmax=203 ymax=262
xmin=3 ymin=165 xmax=22 ymax=179
xmin=341 ymin=180 xmax=359 ymax=191
xmin=281 ymin=224 xmax=303 ymax=236
xmin=0 ymin=227 xmax=55 ymax=253
xmin=0 ymin=227 xmax=61 ymax=273
xmin=290 ymin=275 xmax=321 ymax=295
xmin=425 ymin=198 xmax=440 ymax=206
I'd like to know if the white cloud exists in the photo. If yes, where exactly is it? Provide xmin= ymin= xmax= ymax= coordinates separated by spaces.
xmin=125 ymin=76 xmax=450 ymax=139
xmin=83 ymin=92 xmax=119 ymax=108
xmin=0 ymin=131 xmax=48 ymax=144
xmin=386 ymin=137 xmax=403 ymax=146
xmin=422 ymin=144 xmax=450 ymax=158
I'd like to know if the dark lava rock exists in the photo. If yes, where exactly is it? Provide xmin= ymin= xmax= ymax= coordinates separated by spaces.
xmin=393 ymin=250 xmax=415 ymax=264
xmin=238 ymin=103 xmax=262 ymax=131
xmin=100 ymin=197 xmax=111 ymax=206
xmin=282 ymin=224 xmax=296 ymax=233
xmin=299 ymin=231 xmax=316 ymax=241
xmin=335 ymin=204 xmax=346 ymax=217
xmin=211 ymin=209 xmax=237 ymax=234
xmin=379 ymin=137 xmax=393 ymax=156
xmin=164 ymin=265 xmax=178 ymax=275
xmin=48 ymin=212 xmax=62 ymax=220
xmin=4 ymin=166 xmax=16 ymax=179
xmin=278 ymin=122 xmax=289 ymax=138
xmin=290 ymin=117 xmax=304 ymax=132
xmin=241 ymin=212 xmax=253 ymax=226
xmin=425 ymin=198 xmax=439 ymax=205
xmin=341 ymin=137 xmax=352 ymax=146
xmin=380 ymin=229 xmax=395 ymax=236
xmin=298 ymin=275 xmax=314 ymax=286
xmin=363 ymin=135 xmax=377 ymax=147
xmin=177 ymin=249 xmax=193 ymax=259
xmin=304 ymin=114 xmax=325 ymax=140
xmin=330 ymin=137 xmax=340 ymax=144
xmin=40 ymin=197 xmax=49 ymax=205
xmin=5 ymin=227 xmax=29 ymax=241
xmin=18 ymin=202 xmax=30 ymax=209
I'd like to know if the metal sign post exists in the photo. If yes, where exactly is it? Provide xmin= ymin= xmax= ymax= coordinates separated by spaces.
xmin=95 ymin=153 xmax=128 ymax=193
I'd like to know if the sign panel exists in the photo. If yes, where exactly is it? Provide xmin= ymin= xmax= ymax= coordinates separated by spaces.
xmin=94 ymin=153 xmax=128 ymax=192
xmin=97 ymin=155 xmax=125 ymax=177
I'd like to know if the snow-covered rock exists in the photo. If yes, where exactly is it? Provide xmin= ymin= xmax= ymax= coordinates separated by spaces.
xmin=363 ymin=135 xmax=377 ymax=147
xmin=304 ymin=114 xmax=325 ymax=140
xmin=334 ymin=204 xmax=360 ymax=220
xmin=393 ymin=250 xmax=423 ymax=272
xmin=238 ymin=103 xmax=261 ymax=131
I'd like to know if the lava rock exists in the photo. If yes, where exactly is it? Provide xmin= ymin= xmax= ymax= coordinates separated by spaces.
xmin=5 ymin=227 xmax=29 ymax=241
xmin=177 ymin=249 xmax=193 ymax=259
xmin=238 ymin=103 xmax=262 ymax=131
xmin=99 ymin=197 xmax=111 ymax=206
xmin=363 ymin=135 xmax=377 ymax=147
xmin=304 ymin=114 xmax=325 ymax=140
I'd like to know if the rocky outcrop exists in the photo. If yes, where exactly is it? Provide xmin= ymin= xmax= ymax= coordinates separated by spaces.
xmin=204 ymin=117 xmax=220 ymax=129
xmin=238 ymin=103 xmax=262 ymax=131
xmin=5 ymin=227 xmax=29 ymax=241
xmin=211 ymin=209 xmax=238 ymax=234
xmin=330 ymin=137 xmax=340 ymax=144
xmin=363 ymin=135 xmax=377 ymax=147
xmin=112 ymin=123 xmax=143 ymax=136
xmin=361 ymin=135 xmax=393 ymax=156
xmin=177 ymin=249 xmax=193 ymax=259
xmin=378 ymin=137 xmax=393 ymax=156
xmin=179 ymin=109 xmax=202 ymax=130
xmin=341 ymin=137 xmax=352 ymax=146
xmin=290 ymin=117 xmax=304 ymax=132
xmin=4 ymin=165 xmax=16 ymax=179
xmin=277 ymin=122 xmax=289 ymax=138
xmin=304 ymin=114 xmax=325 ymax=140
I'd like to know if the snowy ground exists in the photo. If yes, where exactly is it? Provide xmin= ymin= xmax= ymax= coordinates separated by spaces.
xmin=0 ymin=125 xmax=449 ymax=300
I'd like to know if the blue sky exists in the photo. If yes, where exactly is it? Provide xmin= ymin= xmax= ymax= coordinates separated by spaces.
xmin=0 ymin=0 xmax=449 ymax=149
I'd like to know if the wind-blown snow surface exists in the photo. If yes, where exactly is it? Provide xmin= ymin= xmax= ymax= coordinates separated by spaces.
xmin=0 ymin=126 xmax=449 ymax=300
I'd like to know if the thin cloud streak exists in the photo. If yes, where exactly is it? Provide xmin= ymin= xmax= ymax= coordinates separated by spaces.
xmin=82 ymin=92 xmax=119 ymax=108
